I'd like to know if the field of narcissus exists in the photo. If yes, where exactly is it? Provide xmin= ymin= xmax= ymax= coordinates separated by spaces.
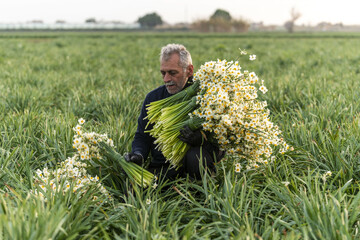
xmin=1 ymin=32 xmax=360 ymax=239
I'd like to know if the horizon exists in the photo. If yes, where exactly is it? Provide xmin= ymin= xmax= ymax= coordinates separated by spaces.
xmin=0 ymin=0 xmax=359 ymax=26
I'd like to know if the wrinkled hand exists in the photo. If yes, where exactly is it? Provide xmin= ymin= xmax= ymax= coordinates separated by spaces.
xmin=178 ymin=125 xmax=203 ymax=146
xmin=124 ymin=152 xmax=144 ymax=166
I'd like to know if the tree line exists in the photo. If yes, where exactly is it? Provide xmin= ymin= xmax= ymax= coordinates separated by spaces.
xmin=138 ymin=9 xmax=250 ymax=33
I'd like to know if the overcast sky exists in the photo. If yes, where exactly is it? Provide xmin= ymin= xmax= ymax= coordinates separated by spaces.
xmin=0 ymin=0 xmax=359 ymax=25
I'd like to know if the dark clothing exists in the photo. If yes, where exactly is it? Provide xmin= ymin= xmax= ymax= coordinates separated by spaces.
xmin=131 ymin=77 xmax=223 ymax=180
xmin=148 ymin=146 xmax=220 ymax=181
xmin=132 ymin=78 xmax=193 ymax=166
xmin=131 ymin=84 xmax=170 ymax=166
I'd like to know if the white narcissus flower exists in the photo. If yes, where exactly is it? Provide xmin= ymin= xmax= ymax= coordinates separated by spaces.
xmin=78 ymin=118 xmax=85 ymax=125
xmin=259 ymin=85 xmax=268 ymax=94
xmin=282 ymin=181 xmax=290 ymax=187
xmin=235 ymin=163 xmax=242 ymax=173
xmin=249 ymin=72 xmax=256 ymax=78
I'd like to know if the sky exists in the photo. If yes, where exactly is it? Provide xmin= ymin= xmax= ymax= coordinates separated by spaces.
xmin=0 ymin=0 xmax=359 ymax=26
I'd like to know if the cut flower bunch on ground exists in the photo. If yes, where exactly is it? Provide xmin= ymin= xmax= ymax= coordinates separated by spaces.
xmin=32 ymin=118 xmax=113 ymax=202
xmin=32 ymin=118 xmax=155 ymax=202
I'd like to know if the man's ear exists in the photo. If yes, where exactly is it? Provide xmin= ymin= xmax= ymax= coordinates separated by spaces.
xmin=187 ymin=64 xmax=194 ymax=77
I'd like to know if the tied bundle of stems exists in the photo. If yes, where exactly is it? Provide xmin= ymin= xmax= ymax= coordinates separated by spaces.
xmin=98 ymin=142 xmax=154 ymax=188
xmin=146 ymin=80 xmax=200 ymax=125
xmin=155 ymin=117 xmax=204 ymax=167
xmin=148 ymin=97 xmax=205 ymax=167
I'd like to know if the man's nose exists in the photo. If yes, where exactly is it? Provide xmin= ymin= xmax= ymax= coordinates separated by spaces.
xmin=163 ymin=72 xmax=172 ymax=81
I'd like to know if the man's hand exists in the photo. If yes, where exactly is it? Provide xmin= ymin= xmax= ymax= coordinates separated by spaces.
xmin=178 ymin=125 xmax=204 ymax=146
xmin=124 ymin=152 xmax=144 ymax=165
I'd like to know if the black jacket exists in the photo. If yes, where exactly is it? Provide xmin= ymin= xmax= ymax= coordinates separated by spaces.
xmin=131 ymin=79 xmax=193 ymax=167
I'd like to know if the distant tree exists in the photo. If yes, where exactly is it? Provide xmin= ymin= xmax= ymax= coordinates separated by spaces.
xmin=137 ymin=12 xmax=163 ymax=28
xmin=192 ymin=9 xmax=248 ymax=33
xmin=85 ymin=18 xmax=96 ymax=23
xmin=210 ymin=9 xmax=232 ymax=22
xmin=284 ymin=8 xmax=301 ymax=33
xmin=191 ymin=17 xmax=249 ymax=33
xmin=29 ymin=20 xmax=43 ymax=24
xmin=209 ymin=18 xmax=232 ymax=32
xmin=191 ymin=19 xmax=210 ymax=32
xmin=232 ymin=19 xmax=250 ymax=32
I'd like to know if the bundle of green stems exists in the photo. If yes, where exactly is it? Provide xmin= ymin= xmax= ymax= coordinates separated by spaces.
xmin=146 ymin=81 xmax=205 ymax=168
xmin=98 ymin=142 xmax=154 ymax=188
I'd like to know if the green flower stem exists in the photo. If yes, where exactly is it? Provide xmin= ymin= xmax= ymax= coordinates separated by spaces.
xmin=146 ymin=81 xmax=199 ymax=124
xmin=159 ymin=97 xmax=198 ymax=129
xmin=148 ymin=97 xmax=198 ymax=141
xmin=146 ymin=83 xmax=207 ymax=168
xmin=183 ymin=116 xmax=205 ymax=130
xmin=98 ymin=142 xmax=154 ymax=187
xmin=146 ymin=121 xmax=163 ymax=137
xmin=152 ymin=115 xmax=206 ymax=168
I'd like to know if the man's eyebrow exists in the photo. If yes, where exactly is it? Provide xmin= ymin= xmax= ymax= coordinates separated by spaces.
xmin=160 ymin=70 xmax=179 ymax=73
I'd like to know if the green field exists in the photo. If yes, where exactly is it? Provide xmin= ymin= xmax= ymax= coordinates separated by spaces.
xmin=1 ymin=32 xmax=360 ymax=239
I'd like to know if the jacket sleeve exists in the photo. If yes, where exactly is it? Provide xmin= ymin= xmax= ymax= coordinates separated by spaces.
xmin=131 ymin=95 xmax=153 ymax=160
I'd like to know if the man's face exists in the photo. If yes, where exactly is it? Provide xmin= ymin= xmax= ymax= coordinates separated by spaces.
xmin=160 ymin=53 xmax=193 ymax=94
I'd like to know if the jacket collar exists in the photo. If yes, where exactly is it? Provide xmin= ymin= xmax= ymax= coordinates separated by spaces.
xmin=183 ymin=76 xmax=194 ymax=89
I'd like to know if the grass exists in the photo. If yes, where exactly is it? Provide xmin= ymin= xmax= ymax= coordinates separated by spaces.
xmin=0 ymin=31 xmax=360 ymax=239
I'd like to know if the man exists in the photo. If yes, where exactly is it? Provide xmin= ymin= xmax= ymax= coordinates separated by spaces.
xmin=125 ymin=43 xmax=222 ymax=180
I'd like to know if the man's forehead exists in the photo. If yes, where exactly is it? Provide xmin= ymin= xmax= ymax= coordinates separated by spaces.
xmin=160 ymin=57 xmax=182 ymax=70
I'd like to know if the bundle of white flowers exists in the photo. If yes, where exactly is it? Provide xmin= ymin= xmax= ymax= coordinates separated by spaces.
xmin=191 ymin=59 xmax=292 ymax=169
xmin=147 ymin=52 xmax=293 ymax=170
xmin=73 ymin=119 xmax=155 ymax=187
xmin=33 ymin=118 xmax=155 ymax=202
xmin=32 ymin=118 xmax=112 ymax=202
xmin=32 ymin=155 xmax=111 ymax=202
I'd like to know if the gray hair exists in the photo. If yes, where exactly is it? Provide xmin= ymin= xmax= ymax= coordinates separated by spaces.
xmin=160 ymin=43 xmax=192 ymax=69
